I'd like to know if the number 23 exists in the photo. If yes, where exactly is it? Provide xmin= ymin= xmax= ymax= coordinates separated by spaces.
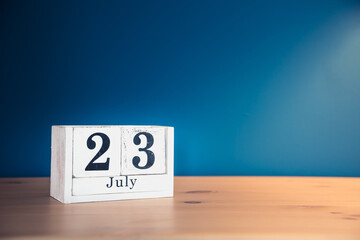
xmin=84 ymin=132 xmax=155 ymax=171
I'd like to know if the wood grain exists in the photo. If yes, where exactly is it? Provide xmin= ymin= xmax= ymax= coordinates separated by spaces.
xmin=0 ymin=177 xmax=359 ymax=239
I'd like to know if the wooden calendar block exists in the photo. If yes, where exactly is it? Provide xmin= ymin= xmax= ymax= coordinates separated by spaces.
xmin=72 ymin=175 xmax=170 ymax=196
xmin=73 ymin=127 xmax=121 ymax=177
xmin=50 ymin=125 xmax=174 ymax=203
xmin=121 ymin=127 xmax=166 ymax=175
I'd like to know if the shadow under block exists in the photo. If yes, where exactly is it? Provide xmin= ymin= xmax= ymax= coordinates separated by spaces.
xmin=50 ymin=125 xmax=174 ymax=203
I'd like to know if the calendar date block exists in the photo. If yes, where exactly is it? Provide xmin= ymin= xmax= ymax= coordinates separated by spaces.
xmin=50 ymin=126 xmax=174 ymax=203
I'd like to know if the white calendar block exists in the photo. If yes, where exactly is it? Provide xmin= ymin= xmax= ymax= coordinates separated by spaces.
xmin=73 ymin=127 xmax=121 ymax=177
xmin=121 ymin=127 xmax=166 ymax=175
xmin=72 ymin=175 xmax=170 ymax=196
xmin=50 ymin=125 xmax=174 ymax=204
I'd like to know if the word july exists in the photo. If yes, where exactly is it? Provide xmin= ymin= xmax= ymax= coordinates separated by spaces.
xmin=106 ymin=176 xmax=137 ymax=189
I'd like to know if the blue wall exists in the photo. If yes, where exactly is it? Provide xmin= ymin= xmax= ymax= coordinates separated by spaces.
xmin=1 ymin=0 xmax=360 ymax=177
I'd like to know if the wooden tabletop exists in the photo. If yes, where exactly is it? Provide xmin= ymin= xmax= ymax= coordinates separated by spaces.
xmin=0 ymin=177 xmax=359 ymax=239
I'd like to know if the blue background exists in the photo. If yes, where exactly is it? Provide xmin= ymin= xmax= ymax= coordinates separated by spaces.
xmin=1 ymin=0 xmax=360 ymax=177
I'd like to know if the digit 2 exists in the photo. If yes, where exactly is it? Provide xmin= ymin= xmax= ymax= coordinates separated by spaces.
xmin=132 ymin=132 xmax=155 ymax=169
xmin=85 ymin=132 xmax=110 ymax=171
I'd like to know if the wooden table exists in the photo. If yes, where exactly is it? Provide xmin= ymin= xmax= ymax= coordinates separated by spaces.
xmin=0 ymin=177 xmax=359 ymax=239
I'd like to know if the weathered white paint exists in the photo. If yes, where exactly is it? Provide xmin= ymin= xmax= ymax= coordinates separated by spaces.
xmin=73 ymin=127 xmax=121 ymax=178
xmin=72 ymin=175 xmax=171 ymax=196
xmin=50 ymin=125 xmax=174 ymax=203
xmin=121 ymin=127 xmax=166 ymax=175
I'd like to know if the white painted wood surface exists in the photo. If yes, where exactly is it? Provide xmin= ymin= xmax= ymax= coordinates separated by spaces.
xmin=73 ymin=127 xmax=121 ymax=177
xmin=121 ymin=127 xmax=166 ymax=175
xmin=72 ymin=175 xmax=171 ymax=196
xmin=50 ymin=125 xmax=174 ymax=203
